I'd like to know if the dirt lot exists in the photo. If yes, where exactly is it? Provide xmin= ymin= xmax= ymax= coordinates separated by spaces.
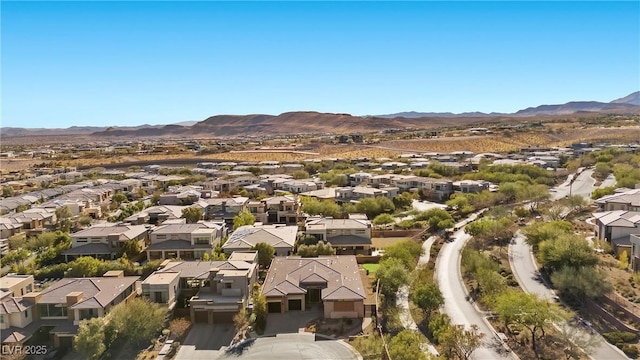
xmin=371 ymin=237 xmax=412 ymax=249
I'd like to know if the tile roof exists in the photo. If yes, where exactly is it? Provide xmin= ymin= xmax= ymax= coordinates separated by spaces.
xmin=39 ymin=276 xmax=139 ymax=308
xmin=223 ymin=224 xmax=297 ymax=250
xmin=263 ymin=256 xmax=366 ymax=301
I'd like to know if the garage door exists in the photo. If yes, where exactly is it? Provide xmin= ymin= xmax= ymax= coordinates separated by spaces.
xmin=213 ymin=311 xmax=235 ymax=323
xmin=288 ymin=299 xmax=302 ymax=311
xmin=267 ymin=301 xmax=282 ymax=313
xmin=194 ymin=310 xmax=208 ymax=323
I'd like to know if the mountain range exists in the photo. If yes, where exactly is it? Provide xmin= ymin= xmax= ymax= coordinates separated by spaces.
xmin=1 ymin=91 xmax=638 ymax=138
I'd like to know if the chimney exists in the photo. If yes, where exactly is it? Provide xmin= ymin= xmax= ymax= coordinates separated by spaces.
xmin=66 ymin=291 xmax=84 ymax=307
xmin=22 ymin=292 xmax=42 ymax=305
xmin=103 ymin=270 xmax=124 ymax=278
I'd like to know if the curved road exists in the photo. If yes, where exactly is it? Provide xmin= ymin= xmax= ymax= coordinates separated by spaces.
xmin=509 ymin=169 xmax=628 ymax=359
xmin=435 ymin=211 xmax=516 ymax=359
xmin=509 ymin=233 xmax=628 ymax=360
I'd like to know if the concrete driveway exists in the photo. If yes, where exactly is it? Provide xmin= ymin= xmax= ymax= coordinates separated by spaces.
xmin=175 ymin=323 xmax=236 ymax=360
xmin=263 ymin=307 xmax=323 ymax=335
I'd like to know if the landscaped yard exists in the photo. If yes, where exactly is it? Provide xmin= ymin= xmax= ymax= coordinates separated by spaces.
xmin=362 ymin=263 xmax=380 ymax=274
xmin=372 ymin=237 xmax=412 ymax=249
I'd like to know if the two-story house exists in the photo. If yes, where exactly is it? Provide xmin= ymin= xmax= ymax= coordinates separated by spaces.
xmin=335 ymin=186 xmax=391 ymax=204
xmin=63 ymin=223 xmax=149 ymax=261
xmin=222 ymin=224 xmax=297 ymax=256
xmin=305 ymin=217 xmax=372 ymax=255
xmin=262 ymin=256 xmax=373 ymax=318
xmin=146 ymin=220 xmax=227 ymax=260
xmin=394 ymin=176 xmax=453 ymax=201
xmin=195 ymin=197 xmax=249 ymax=227
xmin=143 ymin=252 xmax=258 ymax=325
xmin=1 ymin=272 xmax=139 ymax=350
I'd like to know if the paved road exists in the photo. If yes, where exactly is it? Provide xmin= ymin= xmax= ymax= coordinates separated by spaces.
xmin=217 ymin=333 xmax=361 ymax=360
xmin=553 ymin=168 xmax=597 ymax=200
xmin=509 ymin=233 xmax=628 ymax=360
xmin=435 ymin=224 xmax=515 ymax=359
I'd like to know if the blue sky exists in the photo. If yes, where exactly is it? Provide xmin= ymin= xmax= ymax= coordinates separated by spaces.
xmin=2 ymin=1 xmax=639 ymax=128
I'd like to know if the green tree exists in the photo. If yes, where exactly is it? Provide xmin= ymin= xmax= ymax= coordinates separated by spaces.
xmin=392 ymin=193 xmax=414 ymax=210
xmin=355 ymin=197 xmax=395 ymax=219
xmin=523 ymin=220 xmax=572 ymax=251
xmin=74 ymin=318 xmax=106 ymax=360
xmin=415 ymin=208 xmax=455 ymax=231
xmin=65 ymin=256 xmax=102 ymax=277
xmin=412 ymin=283 xmax=443 ymax=319
xmin=252 ymin=283 xmax=267 ymax=333
xmin=372 ymin=213 xmax=395 ymax=227
xmin=592 ymin=186 xmax=616 ymax=200
xmin=388 ymin=329 xmax=427 ymax=360
xmin=439 ymin=324 xmax=484 ymax=360
xmin=111 ymin=192 xmax=128 ymax=206
xmin=376 ymin=258 xmax=410 ymax=298
xmin=550 ymin=266 xmax=612 ymax=302
xmin=55 ymin=205 xmax=73 ymax=232
xmin=181 ymin=207 xmax=203 ymax=223
xmin=122 ymin=240 xmax=141 ymax=258
xmin=0 ymin=248 xmax=31 ymax=267
xmin=251 ymin=242 xmax=275 ymax=268
xmin=382 ymin=240 xmax=423 ymax=270
xmin=291 ymin=170 xmax=310 ymax=179
xmin=538 ymin=234 xmax=598 ymax=273
xmin=2 ymin=186 xmax=15 ymax=198
xmin=233 ymin=209 xmax=256 ymax=230
xmin=109 ymin=298 xmax=167 ymax=346
xmin=493 ymin=290 xmax=567 ymax=353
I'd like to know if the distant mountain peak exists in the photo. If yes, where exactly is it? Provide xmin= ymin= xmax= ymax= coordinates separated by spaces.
xmin=611 ymin=91 xmax=640 ymax=106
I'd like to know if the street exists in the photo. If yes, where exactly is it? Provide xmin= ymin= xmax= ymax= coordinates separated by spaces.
xmin=435 ymin=225 xmax=516 ymax=359
xmin=509 ymin=233 xmax=628 ymax=360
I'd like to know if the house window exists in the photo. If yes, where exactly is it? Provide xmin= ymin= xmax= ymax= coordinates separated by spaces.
xmin=195 ymin=238 xmax=209 ymax=245
xmin=224 ymin=282 xmax=232 ymax=289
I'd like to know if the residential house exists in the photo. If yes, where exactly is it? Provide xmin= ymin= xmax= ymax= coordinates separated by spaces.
xmin=453 ymin=180 xmax=491 ymax=194
xmin=281 ymin=179 xmax=323 ymax=194
xmin=146 ymin=221 xmax=227 ymax=260
xmin=122 ymin=205 xmax=186 ymax=225
xmin=262 ymin=256 xmax=372 ymax=319
xmin=146 ymin=253 xmax=258 ymax=324
xmin=335 ymin=186 xmax=390 ymax=204
xmin=594 ymin=210 xmax=640 ymax=254
xmin=196 ymin=197 xmax=248 ymax=227
xmin=1 ymin=272 xmax=139 ymax=350
xmin=222 ymin=224 xmax=297 ymax=256
xmin=141 ymin=272 xmax=180 ymax=310
xmin=260 ymin=196 xmax=301 ymax=225
xmin=0 ymin=275 xmax=34 ymax=298
xmin=394 ymin=176 xmax=453 ymax=201
xmin=305 ymin=218 xmax=372 ymax=255
xmin=63 ymin=223 xmax=149 ymax=261
xmin=595 ymin=189 xmax=640 ymax=212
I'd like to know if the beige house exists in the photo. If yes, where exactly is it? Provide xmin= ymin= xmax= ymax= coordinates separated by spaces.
xmin=222 ymin=224 xmax=297 ymax=256
xmin=64 ymin=223 xmax=149 ymax=261
xmin=146 ymin=221 xmax=226 ymax=260
xmin=0 ymin=274 xmax=34 ymax=297
xmin=141 ymin=272 xmax=180 ymax=309
xmin=143 ymin=252 xmax=258 ymax=324
xmin=262 ymin=256 xmax=369 ymax=319
xmin=305 ymin=217 xmax=372 ymax=255
xmin=1 ymin=272 xmax=139 ymax=349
